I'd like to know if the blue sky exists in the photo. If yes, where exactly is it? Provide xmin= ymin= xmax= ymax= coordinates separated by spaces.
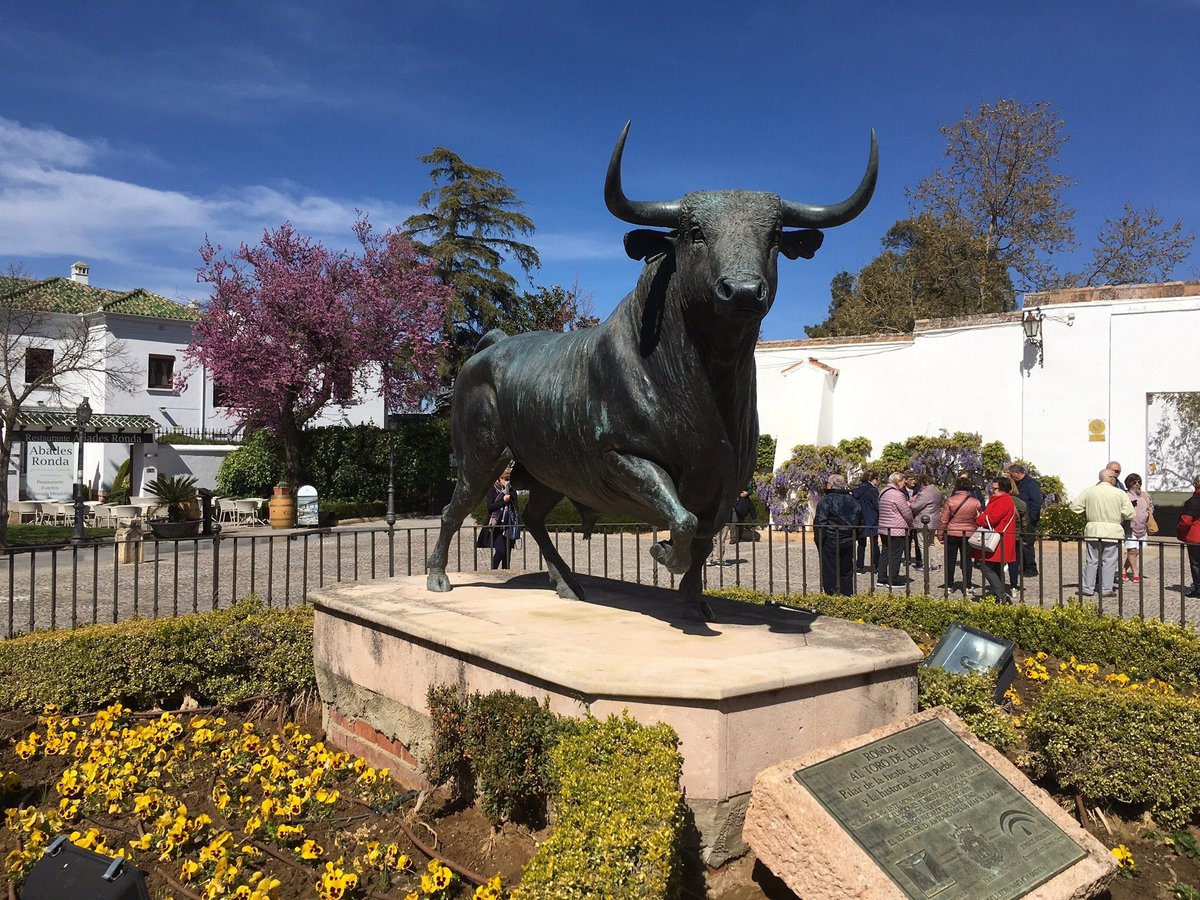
xmin=1 ymin=1 xmax=1197 ymax=340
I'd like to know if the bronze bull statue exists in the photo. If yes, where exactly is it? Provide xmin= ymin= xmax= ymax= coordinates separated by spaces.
xmin=426 ymin=122 xmax=877 ymax=619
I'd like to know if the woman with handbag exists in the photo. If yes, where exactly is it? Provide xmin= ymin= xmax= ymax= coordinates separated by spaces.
xmin=478 ymin=470 xmax=520 ymax=569
xmin=972 ymin=476 xmax=1018 ymax=603
xmin=1123 ymin=473 xmax=1154 ymax=583
xmin=939 ymin=474 xmax=982 ymax=594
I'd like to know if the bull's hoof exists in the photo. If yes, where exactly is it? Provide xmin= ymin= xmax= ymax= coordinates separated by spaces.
xmin=557 ymin=580 xmax=585 ymax=601
xmin=650 ymin=540 xmax=690 ymax=575
xmin=426 ymin=571 xmax=452 ymax=593
xmin=683 ymin=600 xmax=715 ymax=622
xmin=546 ymin=566 xmax=586 ymax=601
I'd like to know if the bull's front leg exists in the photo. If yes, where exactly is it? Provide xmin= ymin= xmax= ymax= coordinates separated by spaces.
xmin=604 ymin=451 xmax=696 ymax=575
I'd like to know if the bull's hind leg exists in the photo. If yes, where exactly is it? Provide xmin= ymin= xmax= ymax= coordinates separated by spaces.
xmin=426 ymin=453 xmax=510 ymax=592
xmin=678 ymin=536 xmax=716 ymax=621
xmin=604 ymin=451 xmax=697 ymax=575
xmin=521 ymin=482 xmax=587 ymax=601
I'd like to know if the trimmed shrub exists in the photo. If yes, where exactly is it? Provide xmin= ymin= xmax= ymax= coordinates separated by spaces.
xmin=468 ymin=692 xmax=559 ymax=827
xmin=709 ymin=589 xmax=1200 ymax=686
xmin=917 ymin=666 xmax=1017 ymax=751
xmin=1038 ymin=504 xmax=1086 ymax=537
xmin=1025 ymin=678 xmax=1200 ymax=828
xmin=515 ymin=714 xmax=684 ymax=900
xmin=109 ymin=456 xmax=132 ymax=505
xmin=424 ymin=687 xmax=559 ymax=827
xmin=755 ymin=434 xmax=777 ymax=475
xmin=216 ymin=429 xmax=284 ymax=499
xmin=425 ymin=685 xmax=472 ymax=798
xmin=0 ymin=598 xmax=314 ymax=711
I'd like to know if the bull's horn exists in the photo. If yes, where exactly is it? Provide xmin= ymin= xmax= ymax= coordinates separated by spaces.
xmin=604 ymin=121 xmax=682 ymax=227
xmin=781 ymin=130 xmax=878 ymax=229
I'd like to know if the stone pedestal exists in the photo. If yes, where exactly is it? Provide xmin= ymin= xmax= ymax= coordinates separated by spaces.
xmin=310 ymin=571 xmax=922 ymax=866
xmin=115 ymin=521 xmax=144 ymax=564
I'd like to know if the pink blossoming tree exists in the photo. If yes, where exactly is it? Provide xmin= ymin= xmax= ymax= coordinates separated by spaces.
xmin=186 ymin=218 xmax=448 ymax=487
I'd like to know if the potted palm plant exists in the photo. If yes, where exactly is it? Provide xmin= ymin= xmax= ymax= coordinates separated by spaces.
xmin=145 ymin=474 xmax=202 ymax=538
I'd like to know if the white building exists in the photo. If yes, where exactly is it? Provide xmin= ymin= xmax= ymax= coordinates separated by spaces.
xmin=2 ymin=263 xmax=384 ymax=499
xmin=755 ymin=281 xmax=1200 ymax=499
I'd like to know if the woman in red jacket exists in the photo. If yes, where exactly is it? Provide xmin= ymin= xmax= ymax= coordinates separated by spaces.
xmin=975 ymin=475 xmax=1018 ymax=603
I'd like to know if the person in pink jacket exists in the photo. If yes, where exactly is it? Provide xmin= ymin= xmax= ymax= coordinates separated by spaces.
xmin=975 ymin=476 xmax=1019 ymax=603
xmin=938 ymin=474 xmax=982 ymax=594
xmin=876 ymin=472 xmax=915 ymax=587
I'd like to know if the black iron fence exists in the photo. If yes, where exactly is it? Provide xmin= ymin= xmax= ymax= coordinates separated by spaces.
xmin=2 ymin=523 xmax=1198 ymax=639
xmin=155 ymin=427 xmax=245 ymax=444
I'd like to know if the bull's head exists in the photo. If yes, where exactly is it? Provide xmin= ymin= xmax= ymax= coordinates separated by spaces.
xmin=605 ymin=122 xmax=877 ymax=323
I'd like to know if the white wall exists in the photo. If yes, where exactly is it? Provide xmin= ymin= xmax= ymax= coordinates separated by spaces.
xmin=756 ymin=288 xmax=1200 ymax=498
xmin=154 ymin=443 xmax=237 ymax=491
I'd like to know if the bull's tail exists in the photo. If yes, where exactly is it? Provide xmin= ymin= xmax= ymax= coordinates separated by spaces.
xmin=473 ymin=328 xmax=508 ymax=355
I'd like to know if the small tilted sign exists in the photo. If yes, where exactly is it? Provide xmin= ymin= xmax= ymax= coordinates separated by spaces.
xmin=296 ymin=485 xmax=319 ymax=527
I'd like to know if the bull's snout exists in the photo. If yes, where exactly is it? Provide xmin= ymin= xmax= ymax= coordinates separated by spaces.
xmin=715 ymin=276 xmax=769 ymax=315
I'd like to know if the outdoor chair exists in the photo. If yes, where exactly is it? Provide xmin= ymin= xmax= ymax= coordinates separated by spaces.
xmin=9 ymin=501 xmax=41 ymax=524
xmin=233 ymin=498 xmax=265 ymax=526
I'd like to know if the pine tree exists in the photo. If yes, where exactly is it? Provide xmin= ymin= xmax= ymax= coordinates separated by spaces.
xmin=404 ymin=149 xmax=541 ymax=375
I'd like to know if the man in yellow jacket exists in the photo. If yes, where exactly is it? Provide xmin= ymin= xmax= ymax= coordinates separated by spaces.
xmin=1070 ymin=469 xmax=1135 ymax=597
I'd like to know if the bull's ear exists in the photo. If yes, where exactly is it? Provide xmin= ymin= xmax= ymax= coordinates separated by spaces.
xmin=780 ymin=229 xmax=824 ymax=260
xmin=624 ymin=229 xmax=673 ymax=261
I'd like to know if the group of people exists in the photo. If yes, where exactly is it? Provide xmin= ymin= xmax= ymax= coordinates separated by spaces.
xmin=818 ymin=467 xmax=1037 ymax=600
xmin=478 ymin=459 xmax=1200 ymax=600
xmin=814 ymin=459 xmax=1164 ymax=602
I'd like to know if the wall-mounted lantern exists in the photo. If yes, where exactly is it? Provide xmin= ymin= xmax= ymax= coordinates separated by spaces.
xmin=1021 ymin=307 xmax=1045 ymax=367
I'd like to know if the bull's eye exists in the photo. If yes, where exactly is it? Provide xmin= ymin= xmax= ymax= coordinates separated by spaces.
xmin=689 ymin=224 xmax=706 ymax=245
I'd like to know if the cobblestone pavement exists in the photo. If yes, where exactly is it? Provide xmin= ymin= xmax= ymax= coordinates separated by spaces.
xmin=3 ymin=521 xmax=1197 ymax=637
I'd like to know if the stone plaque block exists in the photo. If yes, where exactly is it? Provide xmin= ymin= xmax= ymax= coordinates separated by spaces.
xmin=744 ymin=707 xmax=1116 ymax=900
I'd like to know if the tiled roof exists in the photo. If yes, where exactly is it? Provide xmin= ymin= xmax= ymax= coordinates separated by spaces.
xmin=0 ymin=277 xmax=198 ymax=321
xmin=14 ymin=408 xmax=158 ymax=433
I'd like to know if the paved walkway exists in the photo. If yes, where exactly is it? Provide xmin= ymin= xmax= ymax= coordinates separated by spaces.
xmin=3 ymin=523 xmax=1197 ymax=637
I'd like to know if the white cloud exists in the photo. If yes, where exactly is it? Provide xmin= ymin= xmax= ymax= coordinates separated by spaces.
xmin=0 ymin=116 xmax=415 ymax=282
xmin=0 ymin=115 xmax=102 ymax=169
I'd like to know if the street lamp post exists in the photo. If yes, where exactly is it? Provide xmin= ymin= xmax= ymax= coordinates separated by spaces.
xmin=72 ymin=397 xmax=93 ymax=544
xmin=384 ymin=367 xmax=396 ymax=528
xmin=385 ymin=415 xmax=397 ymax=529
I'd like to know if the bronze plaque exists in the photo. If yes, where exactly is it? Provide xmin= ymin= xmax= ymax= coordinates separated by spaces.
xmin=794 ymin=719 xmax=1085 ymax=900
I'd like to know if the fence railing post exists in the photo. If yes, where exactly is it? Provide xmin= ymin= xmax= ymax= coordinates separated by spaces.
xmin=211 ymin=524 xmax=223 ymax=610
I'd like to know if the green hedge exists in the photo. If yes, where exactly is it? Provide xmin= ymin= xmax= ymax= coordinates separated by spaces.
xmin=217 ymin=421 xmax=453 ymax=513
xmin=1026 ymin=678 xmax=1200 ymax=828
xmin=320 ymin=500 xmax=387 ymax=523
xmin=709 ymin=588 xmax=1200 ymax=686
xmin=515 ymin=714 xmax=684 ymax=900
xmin=1038 ymin=504 xmax=1086 ymax=536
xmin=917 ymin=667 xmax=1017 ymax=751
xmin=471 ymin=495 xmax=658 ymax=534
xmin=0 ymin=599 xmax=314 ymax=712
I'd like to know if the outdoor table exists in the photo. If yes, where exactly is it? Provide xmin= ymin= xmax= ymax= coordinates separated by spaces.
xmin=107 ymin=505 xmax=142 ymax=525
